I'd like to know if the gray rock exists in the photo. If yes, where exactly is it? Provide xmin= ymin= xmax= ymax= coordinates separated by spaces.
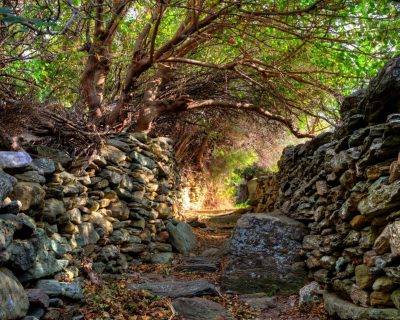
xmin=172 ymin=297 xmax=234 ymax=320
xmin=166 ymin=221 xmax=196 ymax=255
xmin=0 ymin=151 xmax=32 ymax=169
xmin=222 ymin=212 xmax=306 ymax=294
xmin=0 ymin=213 xmax=36 ymax=239
xmin=14 ymin=171 xmax=46 ymax=184
xmin=0 ymin=219 xmax=15 ymax=251
xmin=99 ymin=145 xmax=126 ymax=165
xmin=68 ymin=208 xmax=82 ymax=225
xmin=239 ymin=293 xmax=276 ymax=310
xmin=128 ymin=279 xmax=217 ymax=298
xmin=42 ymin=199 xmax=66 ymax=223
xmin=30 ymin=158 xmax=56 ymax=175
xmin=109 ymin=201 xmax=129 ymax=220
xmin=358 ymin=180 xmax=400 ymax=217
xmin=11 ymin=182 xmax=45 ymax=211
xmin=150 ymin=252 xmax=174 ymax=264
xmin=75 ymin=222 xmax=100 ymax=246
xmin=324 ymin=291 xmax=400 ymax=319
xmin=34 ymin=146 xmax=71 ymax=166
xmin=36 ymin=280 xmax=83 ymax=300
xmin=0 ymin=200 xmax=20 ymax=215
xmin=0 ymin=170 xmax=16 ymax=202
xmin=130 ymin=151 xmax=156 ymax=169
xmin=20 ymin=253 xmax=68 ymax=282
xmin=100 ymin=169 xmax=122 ymax=185
xmin=106 ymin=139 xmax=131 ymax=152
xmin=299 ymin=281 xmax=322 ymax=311
xmin=0 ymin=267 xmax=29 ymax=319
xmin=175 ymin=257 xmax=217 ymax=273
xmin=26 ymin=289 xmax=49 ymax=308
xmin=7 ymin=240 xmax=36 ymax=271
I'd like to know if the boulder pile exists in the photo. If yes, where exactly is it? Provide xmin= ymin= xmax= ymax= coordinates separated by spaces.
xmin=250 ymin=57 xmax=400 ymax=316
xmin=0 ymin=132 xmax=193 ymax=319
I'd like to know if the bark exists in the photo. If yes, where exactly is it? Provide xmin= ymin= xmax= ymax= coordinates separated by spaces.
xmin=80 ymin=45 xmax=111 ymax=118
xmin=195 ymin=134 xmax=209 ymax=171
xmin=80 ymin=0 xmax=130 ymax=119
xmin=136 ymin=98 xmax=190 ymax=132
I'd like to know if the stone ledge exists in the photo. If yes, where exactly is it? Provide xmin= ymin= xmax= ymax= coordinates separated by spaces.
xmin=324 ymin=291 xmax=400 ymax=320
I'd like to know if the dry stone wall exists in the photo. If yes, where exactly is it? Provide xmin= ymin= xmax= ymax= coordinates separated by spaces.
xmin=0 ymin=132 xmax=194 ymax=319
xmin=251 ymin=58 xmax=400 ymax=314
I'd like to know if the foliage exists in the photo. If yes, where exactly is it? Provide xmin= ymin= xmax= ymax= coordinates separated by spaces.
xmin=205 ymin=147 xmax=258 ymax=207
xmin=1 ymin=0 xmax=399 ymax=137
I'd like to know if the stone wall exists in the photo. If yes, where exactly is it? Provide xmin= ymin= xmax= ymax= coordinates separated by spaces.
xmin=0 ymin=132 xmax=194 ymax=319
xmin=251 ymin=58 xmax=400 ymax=312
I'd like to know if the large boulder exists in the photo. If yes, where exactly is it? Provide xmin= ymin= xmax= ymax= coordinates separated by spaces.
xmin=0 ymin=267 xmax=29 ymax=319
xmin=222 ymin=212 xmax=307 ymax=294
xmin=166 ymin=221 xmax=196 ymax=255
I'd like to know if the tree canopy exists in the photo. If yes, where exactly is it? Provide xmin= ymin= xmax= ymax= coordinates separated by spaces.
xmin=1 ymin=0 xmax=399 ymax=140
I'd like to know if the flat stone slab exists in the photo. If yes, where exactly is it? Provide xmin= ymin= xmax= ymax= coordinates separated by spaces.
xmin=324 ymin=292 xmax=400 ymax=320
xmin=172 ymin=297 xmax=234 ymax=320
xmin=175 ymin=257 xmax=218 ymax=273
xmin=128 ymin=279 xmax=217 ymax=298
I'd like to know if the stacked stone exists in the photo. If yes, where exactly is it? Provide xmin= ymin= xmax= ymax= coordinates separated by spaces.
xmin=247 ymin=172 xmax=279 ymax=212
xmin=0 ymin=132 xmax=189 ymax=319
xmin=251 ymin=58 xmax=400 ymax=313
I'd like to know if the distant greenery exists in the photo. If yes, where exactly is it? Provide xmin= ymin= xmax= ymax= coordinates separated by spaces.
xmin=209 ymin=148 xmax=258 ymax=204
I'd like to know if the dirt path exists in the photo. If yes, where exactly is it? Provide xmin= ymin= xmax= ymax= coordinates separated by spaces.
xmin=81 ymin=209 xmax=328 ymax=320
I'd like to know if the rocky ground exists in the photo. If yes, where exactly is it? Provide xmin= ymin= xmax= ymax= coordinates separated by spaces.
xmin=80 ymin=209 xmax=328 ymax=320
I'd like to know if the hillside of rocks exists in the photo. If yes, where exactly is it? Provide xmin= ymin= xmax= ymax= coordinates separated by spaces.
xmin=246 ymin=57 xmax=400 ymax=318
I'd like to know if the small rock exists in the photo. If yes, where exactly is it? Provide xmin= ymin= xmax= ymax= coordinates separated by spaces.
xmin=166 ymin=221 xmax=196 ymax=255
xmin=239 ymin=293 xmax=276 ymax=310
xmin=0 ymin=171 xmax=16 ymax=202
xmin=298 ymin=281 xmax=322 ymax=311
xmin=172 ymin=297 xmax=234 ymax=320
xmin=26 ymin=289 xmax=50 ymax=309
xmin=372 ymin=277 xmax=394 ymax=292
xmin=355 ymin=264 xmax=374 ymax=289
xmin=11 ymin=182 xmax=45 ymax=211
xmin=150 ymin=252 xmax=174 ymax=264
xmin=370 ymin=291 xmax=392 ymax=307
xmin=31 ymin=158 xmax=56 ymax=175
xmin=75 ymin=223 xmax=100 ymax=246
xmin=391 ymin=289 xmax=400 ymax=309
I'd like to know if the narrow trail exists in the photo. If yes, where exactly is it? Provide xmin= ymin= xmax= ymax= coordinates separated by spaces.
xmin=81 ymin=209 xmax=328 ymax=320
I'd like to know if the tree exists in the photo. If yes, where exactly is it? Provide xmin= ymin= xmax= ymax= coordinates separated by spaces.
xmin=1 ymin=0 xmax=399 ymax=139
